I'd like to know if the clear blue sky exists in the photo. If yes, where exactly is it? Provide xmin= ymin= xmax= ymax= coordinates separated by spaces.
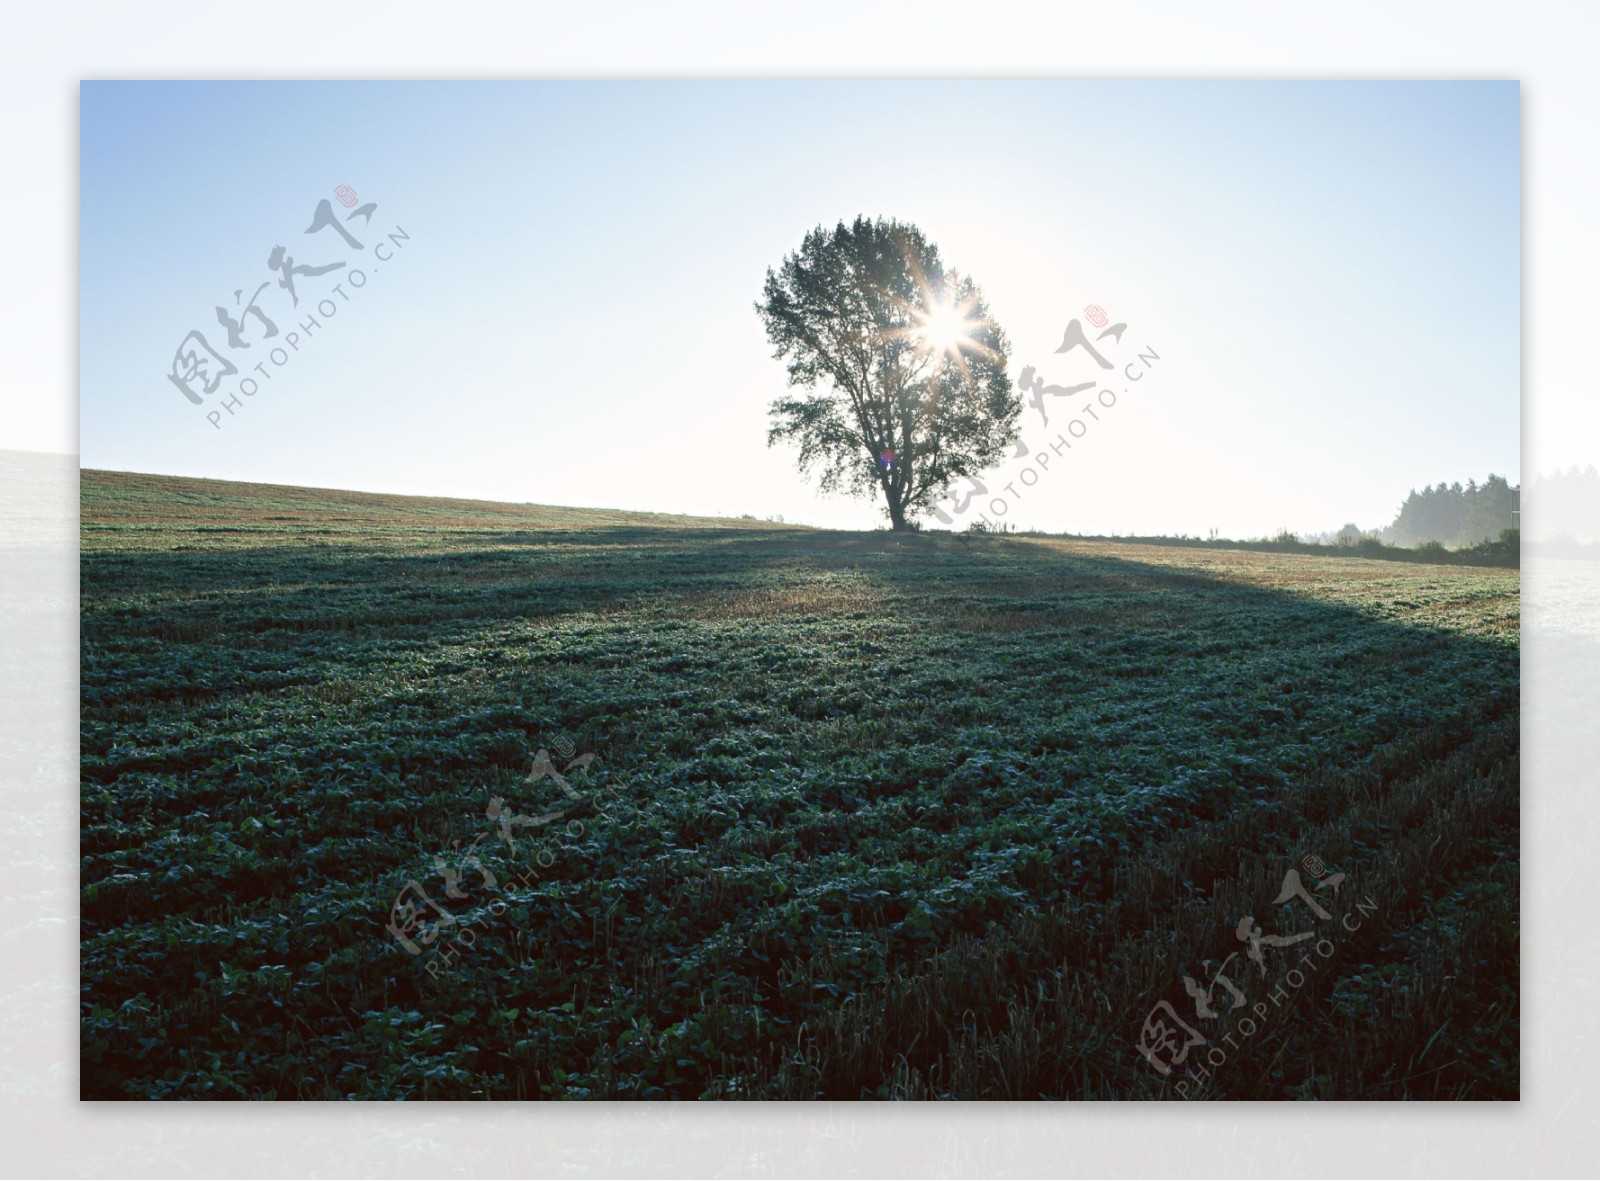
xmin=80 ymin=80 xmax=1519 ymax=535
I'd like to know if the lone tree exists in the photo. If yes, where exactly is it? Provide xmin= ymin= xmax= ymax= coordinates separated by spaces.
xmin=756 ymin=216 xmax=1019 ymax=531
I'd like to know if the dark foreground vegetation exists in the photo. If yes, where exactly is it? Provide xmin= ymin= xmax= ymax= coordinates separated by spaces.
xmin=81 ymin=471 xmax=1518 ymax=1099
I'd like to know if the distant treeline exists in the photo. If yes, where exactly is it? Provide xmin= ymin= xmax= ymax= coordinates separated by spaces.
xmin=1382 ymin=475 xmax=1519 ymax=548
xmin=1023 ymin=529 xmax=1520 ymax=569
xmin=981 ymin=472 xmax=1526 ymax=568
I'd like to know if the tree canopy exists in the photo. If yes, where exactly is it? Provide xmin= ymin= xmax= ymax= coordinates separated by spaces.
xmin=1385 ymin=475 xmax=1519 ymax=547
xmin=756 ymin=216 xmax=1019 ymax=530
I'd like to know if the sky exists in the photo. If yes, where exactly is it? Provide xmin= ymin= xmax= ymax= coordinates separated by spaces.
xmin=79 ymin=80 xmax=1520 ymax=536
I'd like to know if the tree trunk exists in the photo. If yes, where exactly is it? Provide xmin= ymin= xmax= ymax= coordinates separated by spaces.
xmin=888 ymin=496 xmax=909 ymax=531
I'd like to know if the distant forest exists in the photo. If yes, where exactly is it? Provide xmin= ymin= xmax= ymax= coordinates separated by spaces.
xmin=1346 ymin=467 xmax=1600 ymax=548
xmin=1307 ymin=466 xmax=1600 ymax=551
xmin=1310 ymin=474 xmax=1519 ymax=549
xmin=1384 ymin=474 xmax=1519 ymax=548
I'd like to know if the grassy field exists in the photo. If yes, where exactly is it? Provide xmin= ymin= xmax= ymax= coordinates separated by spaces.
xmin=80 ymin=469 xmax=1519 ymax=1100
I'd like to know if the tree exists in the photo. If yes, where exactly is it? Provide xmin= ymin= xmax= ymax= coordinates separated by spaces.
xmin=1454 ymin=473 xmax=1518 ymax=546
xmin=1385 ymin=475 xmax=1520 ymax=548
xmin=756 ymin=216 xmax=1019 ymax=531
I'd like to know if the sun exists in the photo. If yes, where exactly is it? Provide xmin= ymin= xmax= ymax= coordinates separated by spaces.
xmin=914 ymin=296 xmax=978 ymax=355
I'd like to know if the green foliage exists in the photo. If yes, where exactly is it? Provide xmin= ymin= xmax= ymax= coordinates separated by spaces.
xmin=1462 ymin=527 xmax=1520 ymax=565
xmin=1387 ymin=475 xmax=1519 ymax=547
xmin=80 ymin=470 xmax=1519 ymax=1100
xmin=756 ymin=216 xmax=1019 ymax=531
